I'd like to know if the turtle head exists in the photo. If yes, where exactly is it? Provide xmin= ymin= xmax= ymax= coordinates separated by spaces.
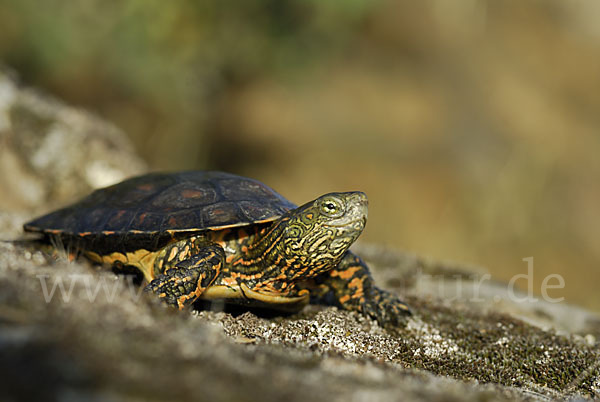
xmin=273 ymin=191 xmax=368 ymax=277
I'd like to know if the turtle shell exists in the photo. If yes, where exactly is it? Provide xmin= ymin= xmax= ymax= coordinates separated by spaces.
xmin=24 ymin=171 xmax=297 ymax=253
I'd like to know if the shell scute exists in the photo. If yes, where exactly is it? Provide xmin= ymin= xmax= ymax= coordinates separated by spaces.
xmin=150 ymin=183 xmax=218 ymax=209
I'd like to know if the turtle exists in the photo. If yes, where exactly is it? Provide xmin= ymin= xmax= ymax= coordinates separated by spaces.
xmin=24 ymin=171 xmax=410 ymax=325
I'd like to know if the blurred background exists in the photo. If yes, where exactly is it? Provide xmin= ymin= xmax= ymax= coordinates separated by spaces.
xmin=0 ymin=0 xmax=598 ymax=312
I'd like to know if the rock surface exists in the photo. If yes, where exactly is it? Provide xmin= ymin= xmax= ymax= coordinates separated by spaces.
xmin=1 ymin=70 xmax=599 ymax=401
xmin=0 ymin=67 xmax=146 ymax=212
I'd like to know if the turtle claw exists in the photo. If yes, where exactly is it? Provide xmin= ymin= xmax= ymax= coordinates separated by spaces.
xmin=145 ymin=241 xmax=223 ymax=309
xmin=359 ymin=286 xmax=411 ymax=327
xmin=309 ymin=252 xmax=412 ymax=326
xmin=145 ymin=267 xmax=201 ymax=309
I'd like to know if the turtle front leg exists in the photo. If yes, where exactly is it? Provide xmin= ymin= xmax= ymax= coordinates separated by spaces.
xmin=146 ymin=239 xmax=224 ymax=309
xmin=307 ymin=251 xmax=411 ymax=326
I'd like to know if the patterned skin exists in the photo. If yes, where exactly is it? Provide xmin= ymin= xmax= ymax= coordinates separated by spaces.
xmin=147 ymin=192 xmax=410 ymax=325
xmin=24 ymin=171 xmax=410 ymax=326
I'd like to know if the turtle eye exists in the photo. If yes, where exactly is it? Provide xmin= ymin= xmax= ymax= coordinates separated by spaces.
xmin=320 ymin=199 xmax=342 ymax=215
